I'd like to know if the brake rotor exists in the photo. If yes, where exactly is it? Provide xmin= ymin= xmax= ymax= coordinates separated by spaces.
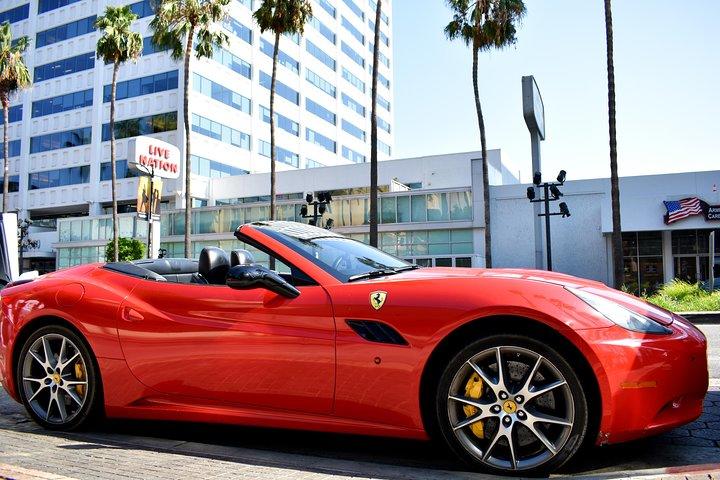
xmin=462 ymin=373 xmax=484 ymax=439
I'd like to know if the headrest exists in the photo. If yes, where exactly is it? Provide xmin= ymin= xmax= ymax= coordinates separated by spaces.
xmin=231 ymin=249 xmax=255 ymax=267
xmin=198 ymin=247 xmax=230 ymax=285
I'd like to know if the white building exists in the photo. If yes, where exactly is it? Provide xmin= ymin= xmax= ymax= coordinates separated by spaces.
xmin=1 ymin=0 xmax=393 ymax=270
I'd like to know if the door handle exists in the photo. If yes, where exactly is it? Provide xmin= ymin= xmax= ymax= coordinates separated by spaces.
xmin=121 ymin=307 xmax=144 ymax=322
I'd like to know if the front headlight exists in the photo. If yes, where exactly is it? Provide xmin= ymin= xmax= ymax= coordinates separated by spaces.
xmin=568 ymin=288 xmax=672 ymax=334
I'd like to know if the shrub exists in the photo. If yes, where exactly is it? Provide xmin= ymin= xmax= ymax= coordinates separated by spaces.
xmin=105 ymin=237 xmax=146 ymax=262
xmin=645 ymin=280 xmax=720 ymax=312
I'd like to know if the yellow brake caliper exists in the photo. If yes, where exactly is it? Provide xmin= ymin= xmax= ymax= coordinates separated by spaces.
xmin=463 ymin=373 xmax=484 ymax=439
xmin=74 ymin=363 xmax=85 ymax=397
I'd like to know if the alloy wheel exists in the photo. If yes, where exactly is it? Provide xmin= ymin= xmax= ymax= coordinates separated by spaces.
xmin=446 ymin=345 xmax=575 ymax=471
xmin=21 ymin=333 xmax=89 ymax=425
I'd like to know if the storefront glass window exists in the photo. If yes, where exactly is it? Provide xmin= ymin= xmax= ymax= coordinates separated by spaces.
xmin=622 ymin=231 xmax=663 ymax=295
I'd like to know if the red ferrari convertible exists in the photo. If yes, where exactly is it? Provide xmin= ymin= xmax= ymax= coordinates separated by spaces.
xmin=0 ymin=221 xmax=708 ymax=475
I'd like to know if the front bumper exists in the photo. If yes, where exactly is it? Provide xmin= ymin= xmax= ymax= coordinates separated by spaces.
xmin=589 ymin=314 xmax=708 ymax=445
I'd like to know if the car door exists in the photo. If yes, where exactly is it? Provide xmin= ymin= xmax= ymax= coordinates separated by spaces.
xmin=116 ymin=275 xmax=336 ymax=414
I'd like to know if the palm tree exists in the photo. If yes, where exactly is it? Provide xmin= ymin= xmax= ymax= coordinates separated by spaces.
xmin=368 ymin=0 xmax=382 ymax=247
xmin=445 ymin=0 xmax=525 ymax=268
xmin=95 ymin=6 xmax=143 ymax=262
xmin=0 ymin=22 xmax=30 ymax=213
xmin=254 ymin=0 xmax=312 ymax=222
xmin=604 ymin=0 xmax=623 ymax=289
xmin=151 ymin=0 xmax=230 ymax=258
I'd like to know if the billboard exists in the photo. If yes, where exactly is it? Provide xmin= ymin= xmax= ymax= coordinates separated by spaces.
xmin=128 ymin=136 xmax=180 ymax=179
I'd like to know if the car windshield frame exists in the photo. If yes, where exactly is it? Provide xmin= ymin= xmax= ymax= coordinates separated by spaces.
xmin=251 ymin=224 xmax=412 ymax=283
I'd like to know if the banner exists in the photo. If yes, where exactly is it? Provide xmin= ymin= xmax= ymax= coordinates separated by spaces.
xmin=136 ymin=177 xmax=162 ymax=216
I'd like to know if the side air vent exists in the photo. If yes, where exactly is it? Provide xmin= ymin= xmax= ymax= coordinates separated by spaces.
xmin=346 ymin=320 xmax=408 ymax=346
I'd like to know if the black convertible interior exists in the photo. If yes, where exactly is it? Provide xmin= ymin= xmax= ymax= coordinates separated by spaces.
xmin=103 ymin=247 xmax=256 ymax=285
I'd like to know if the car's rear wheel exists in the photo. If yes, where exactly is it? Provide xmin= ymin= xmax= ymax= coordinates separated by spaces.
xmin=17 ymin=325 xmax=100 ymax=430
xmin=435 ymin=334 xmax=588 ymax=476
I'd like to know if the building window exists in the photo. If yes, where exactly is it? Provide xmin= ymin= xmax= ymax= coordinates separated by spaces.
xmin=0 ymin=4 xmax=29 ymax=23
xmin=0 ymin=140 xmax=21 ymax=157
xmin=305 ymin=158 xmax=324 ymax=169
xmin=102 ymin=112 xmax=177 ymax=141
xmin=306 ymin=69 xmax=336 ymax=98
xmin=104 ymin=70 xmax=179 ymax=102
xmin=342 ymin=0 xmax=364 ymax=21
xmin=225 ymin=17 xmax=253 ymax=44
xmin=317 ymin=0 xmax=336 ymax=18
xmin=8 ymin=105 xmax=22 ymax=123
xmin=368 ymin=42 xmax=390 ymax=68
xmin=0 ymin=175 xmax=19 ymax=193
xmin=28 ymin=165 xmax=90 ymax=190
xmin=305 ymin=128 xmax=336 ymax=153
xmin=212 ymin=45 xmax=252 ymax=79
xmin=622 ymin=231 xmax=664 ymax=295
xmin=377 ymin=71 xmax=390 ymax=89
xmin=341 ymin=93 xmax=365 ymax=117
xmin=368 ymin=0 xmax=389 ymax=25
xmin=342 ymin=145 xmax=365 ymax=164
xmin=236 ymin=0 xmax=253 ymax=9
xmin=342 ymin=67 xmax=365 ymax=93
xmin=259 ymin=71 xmax=300 ymax=105
xmin=306 ymin=98 xmax=336 ymax=125
xmin=34 ymin=52 xmax=95 ymax=82
xmin=377 ymin=117 xmax=391 ymax=134
xmin=193 ymin=73 xmax=251 ymax=114
xmin=342 ymin=119 xmax=366 ymax=141
xmin=30 ymin=127 xmax=92 ymax=153
xmin=671 ymin=229 xmax=720 ymax=284
xmin=377 ymin=94 xmax=390 ymax=112
xmin=260 ymin=106 xmax=299 ymax=136
xmin=100 ymin=160 xmax=138 ymax=181
xmin=191 ymin=154 xmax=249 ymax=178
xmin=341 ymin=41 xmax=365 ymax=68
xmin=129 ymin=0 xmax=155 ymax=18
xmin=142 ymin=36 xmax=169 ymax=55
xmin=192 ymin=113 xmax=251 ymax=150
xmin=38 ymin=0 xmax=80 ymax=14
xmin=341 ymin=16 xmax=364 ymax=45
xmin=306 ymin=40 xmax=336 ymax=71
xmin=310 ymin=16 xmax=335 ymax=44
xmin=36 ymin=15 xmax=96 ymax=48
xmin=378 ymin=140 xmax=391 ymax=156
xmin=260 ymin=38 xmax=299 ymax=74
xmin=368 ymin=19 xmax=390 ymax=46
xmin=32 ymin=89 xmax=93 ymax=118
xmin=258 ymin=140 xmax=299 ymax=167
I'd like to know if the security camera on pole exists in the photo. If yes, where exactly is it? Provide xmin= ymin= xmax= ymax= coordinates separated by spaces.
xmin=127 ymin=136 xmax=180 ymax=259
xmin=522 ymin=75 xmax=546 ymax=269
xmin=300 ymin=192 xmax=333 ymax=229
xmin=526 ymin=170 xmax=571 ymax=271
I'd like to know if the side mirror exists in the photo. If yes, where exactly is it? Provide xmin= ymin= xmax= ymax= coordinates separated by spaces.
xmin=226 ymin=264 xmax=300 ymax=298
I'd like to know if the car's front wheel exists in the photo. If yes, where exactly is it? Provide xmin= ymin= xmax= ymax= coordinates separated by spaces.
xmin=17 ymin=325 xmax=100 ymax=430
xmin=435 ymin=334 xmax=589 ymax=476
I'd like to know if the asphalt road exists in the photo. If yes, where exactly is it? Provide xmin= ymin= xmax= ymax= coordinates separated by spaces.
xmin=0 ymin=325 xmax=718 ymax=480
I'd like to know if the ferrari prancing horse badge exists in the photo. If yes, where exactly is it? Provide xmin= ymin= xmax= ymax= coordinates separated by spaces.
xmin=370 ymin=291 xmax=387 ymax=310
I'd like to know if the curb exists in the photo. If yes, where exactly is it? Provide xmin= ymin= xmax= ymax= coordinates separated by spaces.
xmin=677 ymin=311 xmax=720 ymax=324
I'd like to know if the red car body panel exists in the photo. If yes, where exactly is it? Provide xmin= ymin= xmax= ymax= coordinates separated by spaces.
xmin=0 ymin=223 xmax=709 ymax=446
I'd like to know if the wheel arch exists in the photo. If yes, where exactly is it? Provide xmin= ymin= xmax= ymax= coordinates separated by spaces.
xmin=418 ymin=315 xmax=602 ymax=448
xmin=10 ymin=315 xmax=103 ymax=403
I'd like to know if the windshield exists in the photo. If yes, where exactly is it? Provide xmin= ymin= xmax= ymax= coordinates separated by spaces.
xmin=256 ymin=225 xmax=411 ymax=282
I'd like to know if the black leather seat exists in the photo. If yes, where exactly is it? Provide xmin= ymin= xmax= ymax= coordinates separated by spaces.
xmin=230 ymin=249 xmax=255 ymax=267
xmin=199 ymin=247 xmax=230 ymax=285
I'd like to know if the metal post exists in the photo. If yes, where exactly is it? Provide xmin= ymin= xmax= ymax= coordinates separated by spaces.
xmin=531 ymin=133 xmax=544 ymax=269
xmin=146 ymin=175 xmax=154 ymax=259
xmin=543 ymin=183 xmax=552 ymax=271
xmin=710 ymin=231 xmax=716 ymax=292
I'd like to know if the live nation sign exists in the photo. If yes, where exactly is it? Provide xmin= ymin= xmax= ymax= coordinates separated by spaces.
xmin=128 ymin=136 xmax=180 ymax=179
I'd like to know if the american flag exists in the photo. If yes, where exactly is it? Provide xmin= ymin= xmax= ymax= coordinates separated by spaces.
xmin=663 ymin=197 xmax=703 ymax=224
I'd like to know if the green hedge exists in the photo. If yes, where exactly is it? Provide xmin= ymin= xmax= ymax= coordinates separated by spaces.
xmin=644 ymin=280 xmax=720 ymax=312
xmin=105 ymin=237 xmax=146 ymax=262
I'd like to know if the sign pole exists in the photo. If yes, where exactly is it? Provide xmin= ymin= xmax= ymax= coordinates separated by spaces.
xmin=147 ymin=171 xmax=155 ymax=259
xmin=710 ymin=231 xmax=716 ymax=292
xmin=522 ymin=76 xmax=546 ymax=270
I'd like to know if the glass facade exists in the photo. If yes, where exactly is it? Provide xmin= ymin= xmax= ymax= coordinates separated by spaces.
xmin=212 ymin=46 xmax=252 ymax=79
xmin=342 ymin=93 xmax=365 ymax=117
xmin=260 ymin=38 xmax=299 ymax=74
xmin=342 ymin=119 xmax=366 ymax=141
xmin=671 ymin=229 xmax=720 ymax=284
xmin=129 ymin=0 xmax=155 ymax=19
xmin=32 ymin=89 xmax=93 ymax=118
xmin=100 ymin=160 xmax=138 ymax=181
xmin=142 ymin=36 xmax=168 ymax=55
xmin=0 ymin=140 xmax=21 ymax=157
xmin=104 ymin=70 xmax=179 ymax=102
xmin=259 ymin=71 xmax=300 ymax=105
xmin=102 ymin=112 xmax=177 ymax=141
xmin=225 ymin=17 xmax=253 ymax=44
xmin=310 ymin=16 xmax=336 ymax=44
xmin=0 ymin=4 xmax=29 ymax=23
xmin=191 ymin=155 xmax=249 ymax=178
xmin=342 ymin=67 xmax=365 ymax=93
xmin=35 ymin=52 xmax=95 ymax=82
xmin=306 ymin=40 xmax=336 ymax=71
xmin=306 ymin=98 xmax=336 ymax=125
xmin=0 ymin=175 xmax=20 ymax=193
xmin=342 ymin=145 xmax=365 ymax=163
xmin=260 ymin=106 xmax=299 ymax=136
xmin=38 ymin=0 xmax=81 ymax=14
xmin=36 ymin=15 xmax=96 ymax=48
xmin=306 ymin=128 xmax=336 ymax=153
xmin=306 ymin=69 xmax=336 ymax=98
xmin=622 ymin=231 xmax=664 ymax=295
xmin=258 ymin=140 xmax=299 ymax=167
xmin=8 ymin=105 xmax=22 ymax=123
xmin=341 ymin=41 xmax=365 ymax=68
xmin=28 ymin=165 xmax=91 ymax=190
xmin=192 ymin=113 xmax=250 ymax=150
xmin=318 ymin=0 xmax=336 ymax=18
xmin=343 ymin=0 xmax=365 ymax=20
xmin=30 ymin=127 xmax=92 ymax=153
xmin=341 ymin=16 xmax=364 ymax=44
xmin=193 ymin=73 xmax=251 ymax=114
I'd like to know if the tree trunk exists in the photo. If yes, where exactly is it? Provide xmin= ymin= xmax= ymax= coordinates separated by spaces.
xmin=2 ymin=93 xmax=9 ymax=214
xmin=472 ymin=47 xmax=491 ymax=268
xmin=110 ymin=61 xmax=120 ymax=262
xmin=269 ymin=31 xmax=280 ymax=222
xmin=605 ymin=0 xmax=623 ymax=289
xmin=369 ymin=0 xmax=382 ymax=247
xmin=183 ymin=27 xmax=195 ymax=259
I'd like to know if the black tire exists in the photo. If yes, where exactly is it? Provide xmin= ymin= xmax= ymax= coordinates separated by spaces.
xmin=434 ymin=334 xmax=589 ymax=476
xmin=16 ymin=325 xmax=101 ymax=431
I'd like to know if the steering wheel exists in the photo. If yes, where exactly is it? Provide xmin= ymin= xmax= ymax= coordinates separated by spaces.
xmin=332 ymin=254 xmax=354 ymax=273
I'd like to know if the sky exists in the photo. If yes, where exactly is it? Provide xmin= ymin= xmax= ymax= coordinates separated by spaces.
xmin=391 ymin=0 xmax=720 ymax=182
